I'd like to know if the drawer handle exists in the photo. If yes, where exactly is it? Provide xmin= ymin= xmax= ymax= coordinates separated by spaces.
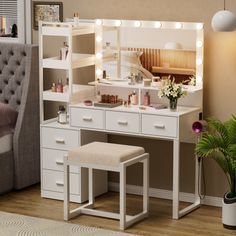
xmin=83 ymin=116 xmax=93 ymax=122
xmin=55 ymin=138 xmax=65 ymax=144
xmin=56 ymin=181 xmax=64 ymax=186
xmin=154 ymin=124 xmax=165 ymax=129
xmin=117 ymin=120 xmax=128 ymax=125
xmin=56 ymin=160 xmax=64 ymax=165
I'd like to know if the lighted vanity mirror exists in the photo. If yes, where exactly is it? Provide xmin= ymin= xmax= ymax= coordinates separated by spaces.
xmin=95 ymin=20 xmax=204 ymax=87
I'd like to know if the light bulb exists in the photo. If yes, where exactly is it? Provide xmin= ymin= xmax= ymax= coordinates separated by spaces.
xmin=134 ymin=21 xmax=141 ymax=27
xmin=155 ymin=21 xmax=162 ymax=28
xmin=196 ymin=59 xmax=203 ymax=66
xmin=96 ymin=68 xmax=103 ymax=76
xmin=196 ymin=41 xmax=203 ymax=48
xmin=96 ymin=36 xmax=102 ymax=43
xmin=96 ymin=52 xmax=103 ymax=59
xmin=196 ymin=23 xmax=203 ymax=30
xmin=175 ymin=22 xmax=182 ymax=29
xmin=115 ymin=20 xmax=122 ymax=27
xmin=96 ymin=19 xmax=102 ymax=26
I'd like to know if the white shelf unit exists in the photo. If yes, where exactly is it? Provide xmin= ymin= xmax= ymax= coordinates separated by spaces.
xmin=39 ymin=21 xmax=96 ymax=121
xmin=39 ymin=21 xmax=108 ymax=204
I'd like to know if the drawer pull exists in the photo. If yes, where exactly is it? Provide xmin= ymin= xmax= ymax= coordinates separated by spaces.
xmin=56 ymin=181 xmax=64 ymax=186
xmin=55 ymin=138 xmax=65 ymax=144
xmin=56 ymin=160 xmax=64 ymax=165
xmin=83 ymin=116 xmax=93 ymax=122
xmin=154 ymin=124 xmax=165 ymax=129
xmin=117 ymin=120 xmax=128 ymax=125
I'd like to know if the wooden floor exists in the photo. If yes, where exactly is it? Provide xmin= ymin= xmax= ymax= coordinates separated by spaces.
xmin=0 ymin=185 xmax=235 ymax=236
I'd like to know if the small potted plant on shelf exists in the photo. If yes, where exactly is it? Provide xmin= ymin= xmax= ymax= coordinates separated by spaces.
xmin=158 ymin=76 xmax=187 ymax=111
xmin=195 ymin=116 xmax=236 ymax=230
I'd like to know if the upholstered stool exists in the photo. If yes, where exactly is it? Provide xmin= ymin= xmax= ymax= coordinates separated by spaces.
xmin=64 ymin=141 xmax=149 ymax=230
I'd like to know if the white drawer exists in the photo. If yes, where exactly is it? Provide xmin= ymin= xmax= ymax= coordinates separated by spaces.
xmin=106 ymin=111 xmax=140 ymax=133
xmin=70 ymin=107 xmax=104 ymax=130
xmin=42 ymin=169 xmax=80 ymax=195
xmin=142 ymin=114 xmax=177 ymax=138
xmin=42 ymin=149 xmax=80 ymax=173
xmin=41 ymin=127 xmax=79 ymax=150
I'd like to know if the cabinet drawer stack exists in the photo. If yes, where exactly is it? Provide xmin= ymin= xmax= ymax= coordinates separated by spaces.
xmin=41 ymin=125 xmax=82 ymax=202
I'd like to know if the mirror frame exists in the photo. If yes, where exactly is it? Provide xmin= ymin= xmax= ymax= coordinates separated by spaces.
xmin=95 ymin=19 xmax=204 ymax=88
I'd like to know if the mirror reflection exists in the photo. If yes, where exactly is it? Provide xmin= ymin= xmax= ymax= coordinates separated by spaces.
xmin=0 ymin=16 xmax=17 ymax=38
xmin=102 ymin=27 xmax=197 ymax=85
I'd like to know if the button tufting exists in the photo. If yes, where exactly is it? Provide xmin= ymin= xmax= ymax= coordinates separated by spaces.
xmin=17 ymin=81 xmax=21 ymax=85
xmin=16 ymin=61 xmax=20 ymax=66
xmin=9 ymin=51 xmax=14 ymax=56
xmin=22 ymin=71 xmax=25 ymax=76
xmin=4 ymin=99 xmax=8 ymax=104
xmin=10 ymin=71 xmax=14 ymax=75
xmin=17 ymin=100 xmax=21 ymax=105
xmin=4 ymin=80 xmax=8 ymax=84
xmin=10 ymin=90 xmax=14 ymax=95
xmin=22 ymin=52 xmax=27 ymax=56
xmin=4 ymin=61 xmax=8 ymax=65
xmin=0 ymin=89 xmax=2 ymax=93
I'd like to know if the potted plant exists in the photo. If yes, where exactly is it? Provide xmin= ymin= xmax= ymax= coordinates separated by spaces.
xmin=158 ymin=76 xmax=187 ymax=111
xmin=195 ymin=116 xmax=236 ymax=229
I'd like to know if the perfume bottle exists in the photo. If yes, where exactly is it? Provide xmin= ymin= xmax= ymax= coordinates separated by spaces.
xmin=144 ymin=92 xmax=150 ymax=106
xmin=60 ymin=42 xmax=69 ymax=60
xmin=73 ymin=13 xmax=79 ymax=27
xmin=56 ymin=79 xmax=63 ymax=93
xmin=51 ymin=83 xmax=56 ymax=92
xmin=131 ymin=91 xmax=138 ymax=105
xmin=57 ymin=105 xmax=67 ymax=124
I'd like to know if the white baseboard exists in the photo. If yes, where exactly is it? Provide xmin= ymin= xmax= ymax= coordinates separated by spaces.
xmin=108 ymin=182 xmax=222 ymax=208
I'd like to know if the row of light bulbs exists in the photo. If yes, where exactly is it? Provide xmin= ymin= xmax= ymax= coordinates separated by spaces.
xmin=95 ymin=19 xmax=203 ymax=30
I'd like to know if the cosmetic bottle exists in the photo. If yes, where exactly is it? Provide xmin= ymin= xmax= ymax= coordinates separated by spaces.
xmin=131 ymin=91 xmax=138 ymax=105
xmin=60 ymin=42 xmax=69 ymax=60
xmin=73 ymin=13 xmax=79 ymax=27
xmin=56 ymin=79 xmax=63 ymax=93
xmin=144 ymin=92 xmax=150 ymax=106
xmin=57 ymin=105 xmax=67 ymax=124
xmin=63 ymin=78 xmax=69 ymax=93
xmin=51 ymin=83 xmax=56 ymax=92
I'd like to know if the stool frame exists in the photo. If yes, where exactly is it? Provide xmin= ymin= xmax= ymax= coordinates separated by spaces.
xmin=64 ymin=153 xmax=149 ymax=230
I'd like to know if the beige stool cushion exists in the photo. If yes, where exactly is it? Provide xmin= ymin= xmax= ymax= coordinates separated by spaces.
xmin=68 ymin=142 xmax=145 ymax=167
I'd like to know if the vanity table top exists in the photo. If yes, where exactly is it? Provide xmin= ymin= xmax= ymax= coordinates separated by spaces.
xmin=70 ymin=103 xmax=201 ymax=117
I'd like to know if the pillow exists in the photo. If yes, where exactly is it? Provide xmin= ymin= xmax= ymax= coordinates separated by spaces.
xmin=0 ymin=102 xmax=18 ymax=127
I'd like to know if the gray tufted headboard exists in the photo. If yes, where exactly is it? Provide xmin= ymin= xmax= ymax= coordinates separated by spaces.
xmin=0 ymin=44 xmax=33 ymax=111
xmin=0 ymin=43 xmax=40 ymax=190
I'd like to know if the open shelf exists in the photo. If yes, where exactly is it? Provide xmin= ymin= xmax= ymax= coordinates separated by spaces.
xmin=43 ymin=84 xmax=95 ymax=102
xmin=42 ymin=53 xmax=95 ymax=69
xmin=41 ymin=22 xmax=95 ymax=36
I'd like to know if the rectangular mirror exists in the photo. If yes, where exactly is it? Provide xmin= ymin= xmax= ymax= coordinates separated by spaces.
xmin=95 ymin=20 xmax=204 ymax=88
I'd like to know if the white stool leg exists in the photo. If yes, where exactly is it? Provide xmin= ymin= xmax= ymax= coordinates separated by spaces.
xmin=120 ymin=164 xmax=126 ymax=230
xmin=64 ymin=158 xmax=70 ymax=221
xmin=88 ymin=168 xmax=94 ymax=206
xmin=143 ymin=156 xmax=149 ymax=215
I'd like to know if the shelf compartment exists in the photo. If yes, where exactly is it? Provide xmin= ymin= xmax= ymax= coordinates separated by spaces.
xmin=41 ymin=23 xmax=95 ymax=36
xmin=42 ymin=53 xmax=95 ymax=69
xmin=43 ymin=84 xmax=95 ymax=103
xmin=152 ymin=66 xmax=195 ymax=76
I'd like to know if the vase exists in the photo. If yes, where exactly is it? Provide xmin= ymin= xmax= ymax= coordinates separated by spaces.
xmin=169 ymin=98 xmax=178 ymax=111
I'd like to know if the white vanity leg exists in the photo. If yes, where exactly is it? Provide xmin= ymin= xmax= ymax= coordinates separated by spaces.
xmin=89 ymin=168 xmax=94 ymax=206
xmin=173 ymin=139 xmax=180 ymax=219
xmin=120 ymin=164 xmax=126 ymax=230
xmin=143 ymin=156 xmax=149 ymax=214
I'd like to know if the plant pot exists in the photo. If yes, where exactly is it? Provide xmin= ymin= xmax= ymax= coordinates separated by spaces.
xmin=222 ymin=192 xmax=236 ymax=230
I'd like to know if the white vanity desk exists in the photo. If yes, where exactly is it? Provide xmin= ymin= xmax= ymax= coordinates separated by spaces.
xmin=39 ymin=19 xmax=204 ymax=220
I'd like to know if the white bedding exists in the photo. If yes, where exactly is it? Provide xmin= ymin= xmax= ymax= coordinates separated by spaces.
xmin=0 ymin=133 xmax=13 ymax=154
